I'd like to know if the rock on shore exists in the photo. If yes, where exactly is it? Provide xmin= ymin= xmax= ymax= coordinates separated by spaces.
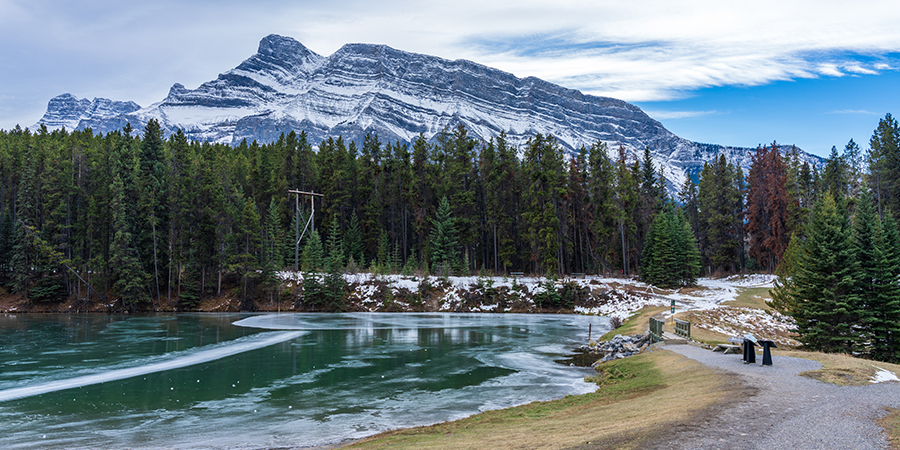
xmin=580 ymin=334 xmax=650 ymax=366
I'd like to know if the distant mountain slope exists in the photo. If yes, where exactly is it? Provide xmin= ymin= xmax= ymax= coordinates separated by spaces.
xmin=33 ymin=34 xmax=821 ymax=192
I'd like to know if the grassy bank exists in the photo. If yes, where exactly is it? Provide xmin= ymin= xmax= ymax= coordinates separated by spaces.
xmin=598 ymin=305 xmax=668 ymax=341
xmin=346 ymin=349 xmax=749 ymax=449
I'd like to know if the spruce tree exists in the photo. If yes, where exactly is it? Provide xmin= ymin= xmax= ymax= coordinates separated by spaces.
xmin=344 ymin=210 xmax=364 ymax=267
xmin=301 ymin=230 xmax=324 ymax=273
xmin=325 ymin=215 xmax=344 ymax=271
xmin=854 ymin=200 xmax=900 ymax=361
xmin=138 ymin=119 xmax=169 ymax=307
xmin=429 ymin=195 xmax=460 ymax=275
xmin=868 ymin=114 xmax=900 ymax=216
xmin=322 ymin=215 xmax=346 ymax=311
xmin=770 ymin=232 xmax=803 ymax=315
xmin=109 ymin=173 xmax=149 ymax=309
xmin=673 ymin=207 xmax=702 ymax=286
xmin=265 ymin=198 xmax=285 ymax=271
xmin=852 ymin=190 xmax=880 ymax=353
xmin=588 ymin=140 xmax=617 ymax=274
xmin=787 ymin=194 xmax=862 ymax=352
xmin=377 ymin=228 xmax=390 ymax=272
xmin=868 ymin=208 xmax=900 ymax=361
xmin=641 ymin=209 xmax=672 ymax=286
xmin=641 ymin=203 xmax=700 ymax=288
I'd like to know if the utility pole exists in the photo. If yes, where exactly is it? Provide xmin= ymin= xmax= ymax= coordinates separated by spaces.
xmin=288 ymin=190 xmax=324 ymax=270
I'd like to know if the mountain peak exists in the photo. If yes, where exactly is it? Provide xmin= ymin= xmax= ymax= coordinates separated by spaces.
xmin=36 ymin=94 xmax=140 ymax=131
xmin=31 ymin=34 xmax=822 ymax=195
xmin=257 ymin=34 xmax=317 ymax=60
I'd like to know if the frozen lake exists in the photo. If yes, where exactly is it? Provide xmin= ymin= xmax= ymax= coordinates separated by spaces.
xmin=0 ymin=313 xmax=607 ymax=449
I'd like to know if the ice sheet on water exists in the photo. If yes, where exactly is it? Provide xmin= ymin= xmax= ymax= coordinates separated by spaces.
xmin=0 ymin=331 xmax=305 ymax=403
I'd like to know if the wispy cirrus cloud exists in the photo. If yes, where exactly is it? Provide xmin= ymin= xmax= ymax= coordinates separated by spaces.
xmin=642 ymin=110 xmax=722 ymax=120
xmin=827 ymin=109 xmax=882 ymax=115
xmin=2 ymin=0 xmax=900 ymax=128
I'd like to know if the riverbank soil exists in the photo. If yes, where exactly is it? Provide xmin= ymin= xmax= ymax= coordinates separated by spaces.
xmin=347 ymin=349 xmax=752 ymax=450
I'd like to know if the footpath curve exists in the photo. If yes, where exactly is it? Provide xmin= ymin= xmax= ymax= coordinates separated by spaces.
xmin=647 ymin=344 xmax=900 ymax=450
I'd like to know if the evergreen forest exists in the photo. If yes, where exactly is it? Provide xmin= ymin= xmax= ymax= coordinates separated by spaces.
xmin=2 ymin=114 xmax=900 ymax=360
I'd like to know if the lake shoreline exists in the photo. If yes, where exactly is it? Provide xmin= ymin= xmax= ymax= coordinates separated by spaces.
xmin=0 ymin=272 xmax=645 ymax=318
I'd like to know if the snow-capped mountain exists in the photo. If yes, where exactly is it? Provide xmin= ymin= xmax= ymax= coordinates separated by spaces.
xmin=33 ymin=34 xmax=820 ymax=192
xmin=35 ymin=94 xmax=140 ymax=132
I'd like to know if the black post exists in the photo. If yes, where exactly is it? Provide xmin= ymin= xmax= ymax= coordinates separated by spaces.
xmin=743 ymin=339 xmax=757 ymax=364
xmin=759 ymin=340 xmax=777 ymax=366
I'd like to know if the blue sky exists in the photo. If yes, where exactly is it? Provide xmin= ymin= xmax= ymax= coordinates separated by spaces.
xmin=1 ymin=0 xmax=899 ymax=158
xmin=638 ymin=67 xmax=900 ymax=154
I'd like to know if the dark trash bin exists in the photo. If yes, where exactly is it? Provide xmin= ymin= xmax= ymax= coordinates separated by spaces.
xmin=759 ymin=340 xmax=777 ymax=366
xmin=742 ymin=338 xmax=757 ymax=364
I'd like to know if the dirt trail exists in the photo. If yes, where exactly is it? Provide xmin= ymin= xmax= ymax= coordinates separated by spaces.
xmin=645 ymin=344 xmax=900 ymax=450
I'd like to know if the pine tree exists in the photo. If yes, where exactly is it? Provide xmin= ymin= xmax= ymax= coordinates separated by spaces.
xmin=321 ymin=215 xmax=347 ymax=311
xmin=613 ymin=145 xmax=640 ymax=275
xmin=784 ymin=193 xmax=861 ymax=352
xmin=673 ymin=207 xmax=702 ymax=286
xmin=521 ymin=134 xmax=566 ymax=275
xmin=301 ymin=229 xmax=324 ymax=272
xmin=377 ymin=228 xmax=390 ymax=272
xmin=697 ymin=155 xmax=742 ymax=273
xmin=641 ymin=202 xmax=700 ymax=288
xmin=641 ymin=208 xmax=673 ymax=286
xmin=344 ymin=210 xmax=364 ymax=267
xmin=868 ymin=114 xmax=900 ymax=217
xmin=138 ymin=119 xmax=169 ymax=308
xmin=822 ymin=146 xmax=846 ymax=198
xmin=858 ymin=195 xmax=900 ymax=362
xmin=479 ymin=132 xmax=520 ymax=273
xmin=877 ymin=211 xmax=900 ymax=361
xmin=109 ymin=173 xmax=149 ymax=309
xmin=746 ymin=143 xmax=790 ymax=272
xmin=588 ymin=140 xmax=617 ymax=274
xmin=325 ymin=215 xmax=344 ymax=271
xmin=429 ymin=196 xmax=460 ymax=275
xmin=11 ymin=155 xmax=37 ymax=298
xmin=678 ymin=175 xmax=700 ymax=238
xmin=265 ymin=198 xmax=285 ymax=270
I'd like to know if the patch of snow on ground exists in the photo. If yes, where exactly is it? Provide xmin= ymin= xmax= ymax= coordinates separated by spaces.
xmin=723 ymin=273 xmax=778 ymax=287
xmin=692 ymin=307 xmax=797 ymax=346
xmin=871 ymin=367 xmax=900 ymax=383
xmin=575 ymin=291 xmax=667 ymax=320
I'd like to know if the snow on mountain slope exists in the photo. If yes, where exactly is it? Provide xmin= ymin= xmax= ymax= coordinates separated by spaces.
xmin=36 ymin=94 xmax=140 ymax=132
xmin=33 ymin=34 xmax=821 ymax=193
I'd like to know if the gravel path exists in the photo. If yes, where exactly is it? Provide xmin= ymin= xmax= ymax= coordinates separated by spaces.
xmin=648 ymin=344 xmax=900 ymax=450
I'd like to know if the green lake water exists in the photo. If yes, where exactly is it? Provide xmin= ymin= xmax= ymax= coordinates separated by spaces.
xmin=0 ymin=313 xmax=607 ymax=449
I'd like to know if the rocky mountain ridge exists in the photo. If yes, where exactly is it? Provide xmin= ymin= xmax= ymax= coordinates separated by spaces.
xmin=33 ymin=34 xmax=821 ymax=191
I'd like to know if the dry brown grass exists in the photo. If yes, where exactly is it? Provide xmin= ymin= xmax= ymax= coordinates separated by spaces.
xmin=880 ymin=408 xmax=900 ymax=450
xmin=722 ymin=287 xmax=773 ymax=310
xmin=599 ymin=305 xmax=669 ymax=341
xmin=774 ymin=349 xmax=900 ymax=386
xmin=345 ymin=349 xmax=745 ymax=450
xmin=672 ymin=311 xmax=732 ymax=344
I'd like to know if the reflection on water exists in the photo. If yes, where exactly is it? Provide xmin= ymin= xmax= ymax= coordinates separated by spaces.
xmin=0 ymin=313 xmax=608 ymax=449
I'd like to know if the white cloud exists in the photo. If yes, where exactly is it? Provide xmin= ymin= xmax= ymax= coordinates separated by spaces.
xmin=845 ymin=65 xmax=878 ymax=75
xmin=2 ymin=0 xmax=900 ymax=128
xmin=828 ymin=109 xmax=881 ymax=115
xmin=643 ymin=110 xmax=722 ymax=120
xmin=817 ymin=64 xmax=845 ymax=77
